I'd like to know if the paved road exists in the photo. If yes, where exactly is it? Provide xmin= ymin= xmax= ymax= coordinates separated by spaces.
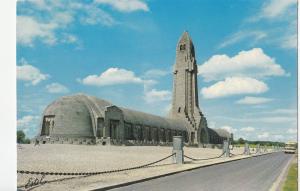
xmin=109 ymin=152 xmax=293 ymax=191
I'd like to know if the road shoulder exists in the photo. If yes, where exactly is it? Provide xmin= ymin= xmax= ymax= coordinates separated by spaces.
xmin=269 ymin=153 xmax=295 ymax=191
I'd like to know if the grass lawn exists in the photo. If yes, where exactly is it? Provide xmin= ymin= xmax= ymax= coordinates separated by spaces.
xmin=282 ymin=160 xmax=298 ymax=191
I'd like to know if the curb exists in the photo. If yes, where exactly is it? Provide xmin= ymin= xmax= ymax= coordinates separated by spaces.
xmin=92 ymin=151 xmax=279 ymax=191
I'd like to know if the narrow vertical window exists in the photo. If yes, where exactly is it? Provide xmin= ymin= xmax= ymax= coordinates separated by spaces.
xmin=180 ymin=44 xmax=186 ymax=50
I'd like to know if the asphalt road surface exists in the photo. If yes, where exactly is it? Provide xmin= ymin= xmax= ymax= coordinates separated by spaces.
xmin=109 ymin=152 xmax=293 ymax=191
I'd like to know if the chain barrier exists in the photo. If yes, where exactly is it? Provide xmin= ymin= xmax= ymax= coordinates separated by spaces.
xmin=184 ymin=151 xmax=225 ymax=161
xmin=17 ymin=153 xmax=175 ymax=176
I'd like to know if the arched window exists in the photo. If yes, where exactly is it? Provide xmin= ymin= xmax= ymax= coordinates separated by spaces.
xmin=180 ymin=44 xmax=186 ymax=50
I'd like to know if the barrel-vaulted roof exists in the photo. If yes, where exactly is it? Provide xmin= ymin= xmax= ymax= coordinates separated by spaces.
xmin=43 ymin=94 xmax=188 ymax=133
xmin=120 ymin=107 xmax=188 ymax=131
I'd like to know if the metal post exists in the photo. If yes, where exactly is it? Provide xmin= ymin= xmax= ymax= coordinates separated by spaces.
xmin=244 ymin=143 xmax=250 ymax=155
xmin=173 ymin=136 xmax=184 ymax=164
xmin=223 ymin=140 xmax=230 ymax=157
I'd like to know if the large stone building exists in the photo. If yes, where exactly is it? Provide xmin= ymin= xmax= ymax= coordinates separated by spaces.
xmin=37 ymin=32 xmax=233 ymax=146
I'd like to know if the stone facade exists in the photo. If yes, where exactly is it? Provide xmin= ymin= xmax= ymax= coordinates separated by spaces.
xmin=37 ymin=94 xmax=190 ymax=146
xmin=36 ymin=31 xmax=233 ymax=146
xmin=170 ymin=31 xmax=209 ymax=145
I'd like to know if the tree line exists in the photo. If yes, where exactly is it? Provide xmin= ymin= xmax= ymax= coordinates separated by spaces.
xmin=233 ymin=137 xmax=285 ymax=147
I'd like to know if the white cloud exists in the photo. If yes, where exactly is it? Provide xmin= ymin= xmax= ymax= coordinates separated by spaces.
xmin=46 ymin=83 xmax=69 ymax=93
xmin=95 ymin=0 xmax=149 ymax=12
xmin=143 ymin=69 xmax=169 ymax=79
xmin=259 ymin=116 xmax=297 ymax=123
xmin=258 ymin=132 xmax=269 ymax=139
xmin=17 ymin=59 xmax=49 ymax=85
xmin=260 ymin=0 xmax=297 ymax=19
xmin=260 ymin=109 xmax=297 ymax=115
xmin=287 ymin=128 xmax=297 ymax=134
xmin=52 ymin=11 xmax=74 ymax=26
xmin=281 ymin=34 xmax=297 ymax=49
xmin=240 ymin=126 xmax=255 ymax=132
xmin=273 ymin=134 xmax=284 ymax=141
xmin=201 ymin=77 xmax=268 ymax=99
xmin=247 ymin=0 xmax=297 ymax=22
xmin=17 ymin=115 xmax=40 ymax=130
xmin=78 ymin=4 xmax=116 ymax=26
xmin=21 ymin=0 xmax=64 ymax=11
xmin=245 ymin=0 xmax=297 ymax=50
xmin=21 ymin=0 xmax=49 ymax=10
xmin=244 ymin=109 xmax=297 ymax=121
xmin=220 ymin=125 xmax=237 ymax=133
xmin=144 ymin=89 xmax=171 ymax=103
xmin=79 ymin=68 xmax=145 ymax=86
xmin=198 ymin=48 xmax=287 ymax=82
xmin=17 ymin=16 xmax=58 ymax=46
xmin=17 ymin=7 xmax=82 ymax=46
xmin=60 ymin=33 xmax=78 ymax=44
xmin=221 ymin=0 xmax=297 ymax=51
xmin=218 ymin=31 xmax=267 ymax=49
xmin=18 ymin=0 xmax=149 ymax=46
xmin=17 ymin=0 xmax=150 ymax=46
xmin=214 ymin=115 xmax=296 ymax=124
xmin=236 ymin=96 xmax=273 ymax=105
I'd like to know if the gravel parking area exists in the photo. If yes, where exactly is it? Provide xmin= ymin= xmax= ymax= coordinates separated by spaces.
xmin=17 ymin=144 xmax=248 ymax=190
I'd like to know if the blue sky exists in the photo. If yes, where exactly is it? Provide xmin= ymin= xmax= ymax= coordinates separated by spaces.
xmin=17 ymin=0 xmax=297 ymax=142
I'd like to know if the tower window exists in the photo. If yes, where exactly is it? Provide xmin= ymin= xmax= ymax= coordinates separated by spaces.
xmin=178 ymin=107 xmax=181 ymax=113
xmin=180 ymin=44 xmax=186 ymax=50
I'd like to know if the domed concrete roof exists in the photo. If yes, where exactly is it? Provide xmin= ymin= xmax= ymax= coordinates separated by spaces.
xmin=40 ymin=93 xmax=189 ymax=138
xmin=41 ymin=94 xmax=112 ymax=138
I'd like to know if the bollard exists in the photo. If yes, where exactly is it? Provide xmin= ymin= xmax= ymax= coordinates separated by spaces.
xmin=244 ymin=143 xmax=250 ymax=155
xmin=172 ymin=136 xmax=184 ymax=164
xmin=256 ymin=144 xmax=260 ymax=154
xmin=264 ymin=146 xmax=267 ymax=153
xmin=223 ymin=140 xmax=230 ymax=157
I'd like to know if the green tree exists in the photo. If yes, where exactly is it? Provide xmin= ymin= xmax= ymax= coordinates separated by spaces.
xmin=17 ymin=130 xmax=25 ymax=143
xmin=24 ymin=138 xmax=31 ymax=144
xmin=237 ymin=138 xmax=245 ymax=144
xmin=17 ymin=130 xmax=31 ymax=144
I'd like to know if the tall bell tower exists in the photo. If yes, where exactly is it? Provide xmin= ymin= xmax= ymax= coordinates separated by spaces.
xmin=170 ymin=31 xmax=206 ymax=144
